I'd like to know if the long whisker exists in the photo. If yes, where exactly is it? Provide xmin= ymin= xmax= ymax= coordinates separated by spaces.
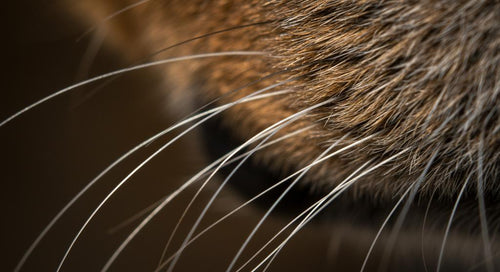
xmin=77 ymin=0 xmax=152 ymax=41
xmin=159 ymin=135 xmax=367 ymax=271
xmin=237 ymin=160 xmax=372 ymax=272
xmin=102 ymin=122 xmax=300 ymax=272
xmin=376 ymin=150 xmax=438 ymax=272
xmin=164 ymin=99 xmax=336 ymax=272
xmin=436 ymin=172 xmax=472 ymax=272
xmin=13 ymin=80 xmax=287 ymax=272
xmin=101 ymin=90 xmax=312 ymax=272
xmin=476 ymin=135 xmax=495 ymax=272
xmin=359 ymin=183 xmax=415 ymax=272
xmin=83 ymin=22 xmax=276 ymax=110
xmin=55 ymin=85 xmax=288 ymax=272
xmin=226 ymin=136 xmax=352 ymax=272
xmin=155 ymin=125 xmax=314 ymax=266
xmin=149 ymin=22 xmax=272 ymax=60
xmin=0 ymin=51 xmax=264 ymax=127
xmin=420 ymin=187 xmax=438 ymax=272
xmin=362 ymin=150 xmax=438 ymax=272
xmin=262 ymin=153 xmax=408 ymax=271
xmin=261 ymin=160 xmax=373 ymax=272
xmin=108 ymin=126 xmax=312 ymax=236
xmin=253 ymin=149 xmax=409 ymax=272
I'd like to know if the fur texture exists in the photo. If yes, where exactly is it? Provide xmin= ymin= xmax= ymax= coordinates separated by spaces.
xmin=74 ymin=0 xmax=500 ymax=200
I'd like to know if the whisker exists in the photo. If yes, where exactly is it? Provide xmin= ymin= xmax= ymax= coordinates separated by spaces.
xmin=420 ymin=187 xmax=438 ymax=272
xmin=13 ymin=79 xmax=288 ymax=272
xmin=54 ymin=84 xmax=287 ymax=272
xmin=226 ymin=135 xmax=351 ymax=272
xmin=361 ymin=150 xmax=438 ymax=272
xmin=77 ymin=0 xmax=152 ymax=41
xmin=103 ymin=125 xmax=295 ymax=271
xmin=0 ymin=51 xmax=265 ymax=128
xmin=158 ymin=134 xmax=357 ymax=271
xmin=107 ymin=197 xmax=165 ymax=235
xmin=476 ymin=135 xmax=495 ymax=272
xmin=359 ymin=184 xmax=415 ymax=272
xmin=109 ymin=126 xmax=312 ymax=236
xmin=376 ymin=150 xmax=438 ymax=272
xmin=149 ymin=22 xmax=273 ymax=60
xmin=262 ymin=153 xmax=408 ymax=270
xmin=261 ymin=160 xmax=373 ymax=272
xmin=239 ymin=160 xmax=372 ymax=272
xmin=77 ymin=21 xmax=277 ymax=114
xmin=436 ymin=172 xmax=473 ymax=272
xmin=164 ymin=99 xmax=336 ymax=272
xmin=155 ymin=125 xmax=314 ymax=266
xmin=253 ymin=149 xmax=410 ymax=272
xmin=101 ymin=89 xmax=308 ymax=272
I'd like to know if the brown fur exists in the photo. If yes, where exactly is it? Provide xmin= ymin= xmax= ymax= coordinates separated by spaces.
xmin=71 ymin=0 xmax=500 ymax=201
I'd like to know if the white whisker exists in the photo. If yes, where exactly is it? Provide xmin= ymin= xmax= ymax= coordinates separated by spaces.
xmin=366 ymin=150 xmax=438 ymax=272
xmin=0 ymin=51 xmax=265 ymax=128
xmin=109 ymin=126 xmax=311 ymax=237
xmin=14 ymin=79 xmax=288 ymax=272
xmin=77 ymin=0 xmax=152 ymax=41
xmin=102 ymin=123 xmax=295 ymax=272
xmin=253 ymin=149 xmax=409 ymax=272
xmin=155 ymin=125 xmax=314 ymax=267
xmin=420 ymin=187 xmax=438 ymax=272
xmin=54 ymin=84 xmax=287 ymax=272
xmin=476 ymin=135 xmax=495 ymax=272
xmin=378 ymin=150 xmax=438 ymax=271
xmin=359 ymin=184 xmax=414 ymax=272
xmin=226 ymin=135 xmax=350 ymax=272
xmin=164 ymin=99 xmax=336 ymax=272
xmin=242 ymin=160 xmax=372 ymax=272
xmin=101 ymin=89 xmax=303 ymax=272
xmin=436 ymin=172 xmax=472 ymax=272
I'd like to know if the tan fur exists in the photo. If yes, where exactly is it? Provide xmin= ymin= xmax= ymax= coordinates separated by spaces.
xmin=71 ymin=0 xmax=500 ymax=201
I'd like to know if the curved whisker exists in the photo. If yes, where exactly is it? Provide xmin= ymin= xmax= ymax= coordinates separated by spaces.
xmin=54 ymin=84 xmax=289 ymax=272
xmin=227 ymin=134 xmax=359 ymax=272
xmin=13 ymin=77 xmax=289 ymax=272
xmin=359 ymin=184 xmax=415 ymax=272
xmin=476 ymin=135 xmax=495 ymax=272
xmin=77 ymin=0 xmax=152 ymax=41
xmin=164 ymin=99 xmax=337 ymax=272
xmin=236 ymin=158 xmax=372 ymax=272
xmin=364 ymin=150 xmax=439 ymax=272
xmin=253 ymin=149 xmax=410 ymax=272
xmin=1 ymin=51 xmax=265 ymax=128
xmin=436 ymin=172 xmax=473 ymax=272
xmin=108 ymin=126 xmax=312 ymax=237
xmin=376 ymin=150 xmax=439 ymax=272
xmin=155 ymin=124 xmax=314 ymax=266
